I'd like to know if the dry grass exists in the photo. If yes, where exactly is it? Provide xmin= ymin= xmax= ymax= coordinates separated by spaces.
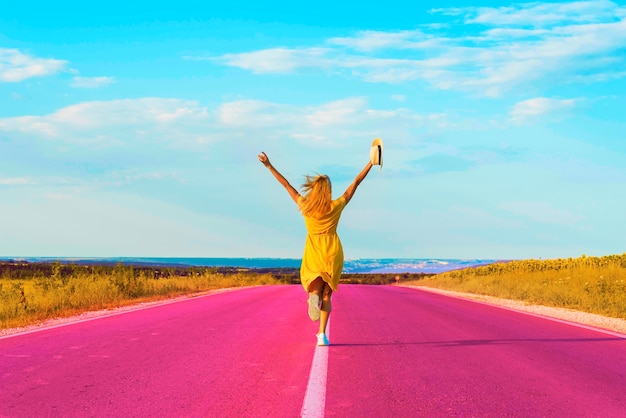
xmin=0 ymin=264 xmax=282 ymax=329
xmin=407 ymin=254 xmax=626 ymax=319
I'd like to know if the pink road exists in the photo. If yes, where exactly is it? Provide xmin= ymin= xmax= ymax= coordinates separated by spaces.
xmin=1 ymin=285 xmax=625 ymax=417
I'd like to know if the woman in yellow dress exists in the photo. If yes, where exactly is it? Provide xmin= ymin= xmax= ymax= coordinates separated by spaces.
xmin=258 ymin=151 xmax=374 ymax=346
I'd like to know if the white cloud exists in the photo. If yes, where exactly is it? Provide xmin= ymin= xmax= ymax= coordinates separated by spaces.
xmin=214 ymin=97 xmax=425 ymax=148
xmin=0 ymin=177 xmax=32 ymax=185
xmin=462 ymin=0 xmax=619 ymax=26
xmin=105 ymin=169 xmax=182 ymax=183
xmin=212 ymin=1 xmax=626 ymax=96
xmin=71 ymin=76 xmax=115 ymax=88
xmin=483 ymin=28 xmax=552 ymax=38
xmin=0 ymin=97 xmax=436 ymax=158
xmin=0 ymin=48 xmax=67 ymax=82
xmin=216 ymin=48 xmax=332 ymax=74
xmin=328 ymin=30 xmax=440 ymax=51
xmin=500 ymin=201 xmax=586 ymax=226
xmin=305 ymin=98 xmax=369 ymax=126
xmin=0 ymin=98 xmax=211 ymax=145
xmin=574 ymin=70 xmax=626 ymax=82
xmin=217 ymin=100 xmax=295 ymax=126
xmin=45 ymin=193 xmax=72 ymax=200
xmin=510 ymin=97 xmax=577 ymax=124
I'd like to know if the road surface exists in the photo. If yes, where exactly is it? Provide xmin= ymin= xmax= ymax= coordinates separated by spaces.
xmin=1 ymin=285 xmax=625 ymax=417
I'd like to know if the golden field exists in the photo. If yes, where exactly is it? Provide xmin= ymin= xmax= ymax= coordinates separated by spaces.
xmin=2 ymin=254 xmax=624 ymax=330
xmin=0 ymin=263 xmax=282 ymax=329
xmin=0 ymin=262 xmax=413 ymax=330
xmin=409 ymin=254 xmax=626 ymax=319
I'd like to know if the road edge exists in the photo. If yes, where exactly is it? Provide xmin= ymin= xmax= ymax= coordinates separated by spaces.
xmin=398 ymin=284 xmax=626 ymax=339
xmin=0 ymin=287 xmax=248 ymax=340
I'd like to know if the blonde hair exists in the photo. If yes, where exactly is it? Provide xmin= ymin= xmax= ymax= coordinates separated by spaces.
xmin=299 ymin=174 xmax=332 ymax=218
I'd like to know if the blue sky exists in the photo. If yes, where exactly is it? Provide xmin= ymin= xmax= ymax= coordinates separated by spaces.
xmin=1 ymin=0 xmax=625 ymax=259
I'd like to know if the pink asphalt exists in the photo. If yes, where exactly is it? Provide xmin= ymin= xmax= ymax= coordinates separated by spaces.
xmin=1 ymin=285 xmax=625 ymax=417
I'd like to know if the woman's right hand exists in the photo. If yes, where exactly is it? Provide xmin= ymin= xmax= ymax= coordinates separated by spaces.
xmin=258 ymin=152 xmax=271 ymax=167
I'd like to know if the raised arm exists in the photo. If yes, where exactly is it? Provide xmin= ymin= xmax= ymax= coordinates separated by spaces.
xmin=258 ymin=152 xmax=301 ymax=204
xmin=342 ymin=161 xmax=373 ymax=204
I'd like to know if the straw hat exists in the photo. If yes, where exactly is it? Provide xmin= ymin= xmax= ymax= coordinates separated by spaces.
xmin=370 ymin=138 xmax=383 ymax=169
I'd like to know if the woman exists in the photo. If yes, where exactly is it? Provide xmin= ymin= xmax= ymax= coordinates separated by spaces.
xmin=258 ymin=151 xmax=373 ymax=346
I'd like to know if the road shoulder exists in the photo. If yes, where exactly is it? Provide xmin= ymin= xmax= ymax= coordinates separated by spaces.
xmin=398 ymin=284 xmax=626 ymax=336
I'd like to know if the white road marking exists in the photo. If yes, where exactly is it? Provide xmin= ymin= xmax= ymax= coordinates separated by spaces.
xmin=301 ymin=321 xmax=330 ymax=418
xmin=0 ymin=287 xmax=241 ymax=341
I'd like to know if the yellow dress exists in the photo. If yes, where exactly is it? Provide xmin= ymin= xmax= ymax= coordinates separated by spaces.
xmin=298 ymin=196 xmax=347 ymax=293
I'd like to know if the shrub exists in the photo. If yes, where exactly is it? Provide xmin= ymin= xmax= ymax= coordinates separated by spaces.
xmin=409 ymin=254 xmax=626 ymax=319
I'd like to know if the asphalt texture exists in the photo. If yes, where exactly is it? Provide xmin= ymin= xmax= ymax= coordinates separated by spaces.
xmin=1 ymin=285 xmax=624 ymax=417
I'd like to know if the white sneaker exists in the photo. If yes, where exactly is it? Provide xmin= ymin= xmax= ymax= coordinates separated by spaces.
xmin=308 ymin=293 xmax=321 ymax=321
xmin=316 ymin=333 xmax=329 ymax=346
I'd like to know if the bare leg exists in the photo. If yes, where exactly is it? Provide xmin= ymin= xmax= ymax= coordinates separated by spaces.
xmin=308 ymin=277 xmax=324 ymax=296
xmin=318 ymin=285 xmax=332 ymax=335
